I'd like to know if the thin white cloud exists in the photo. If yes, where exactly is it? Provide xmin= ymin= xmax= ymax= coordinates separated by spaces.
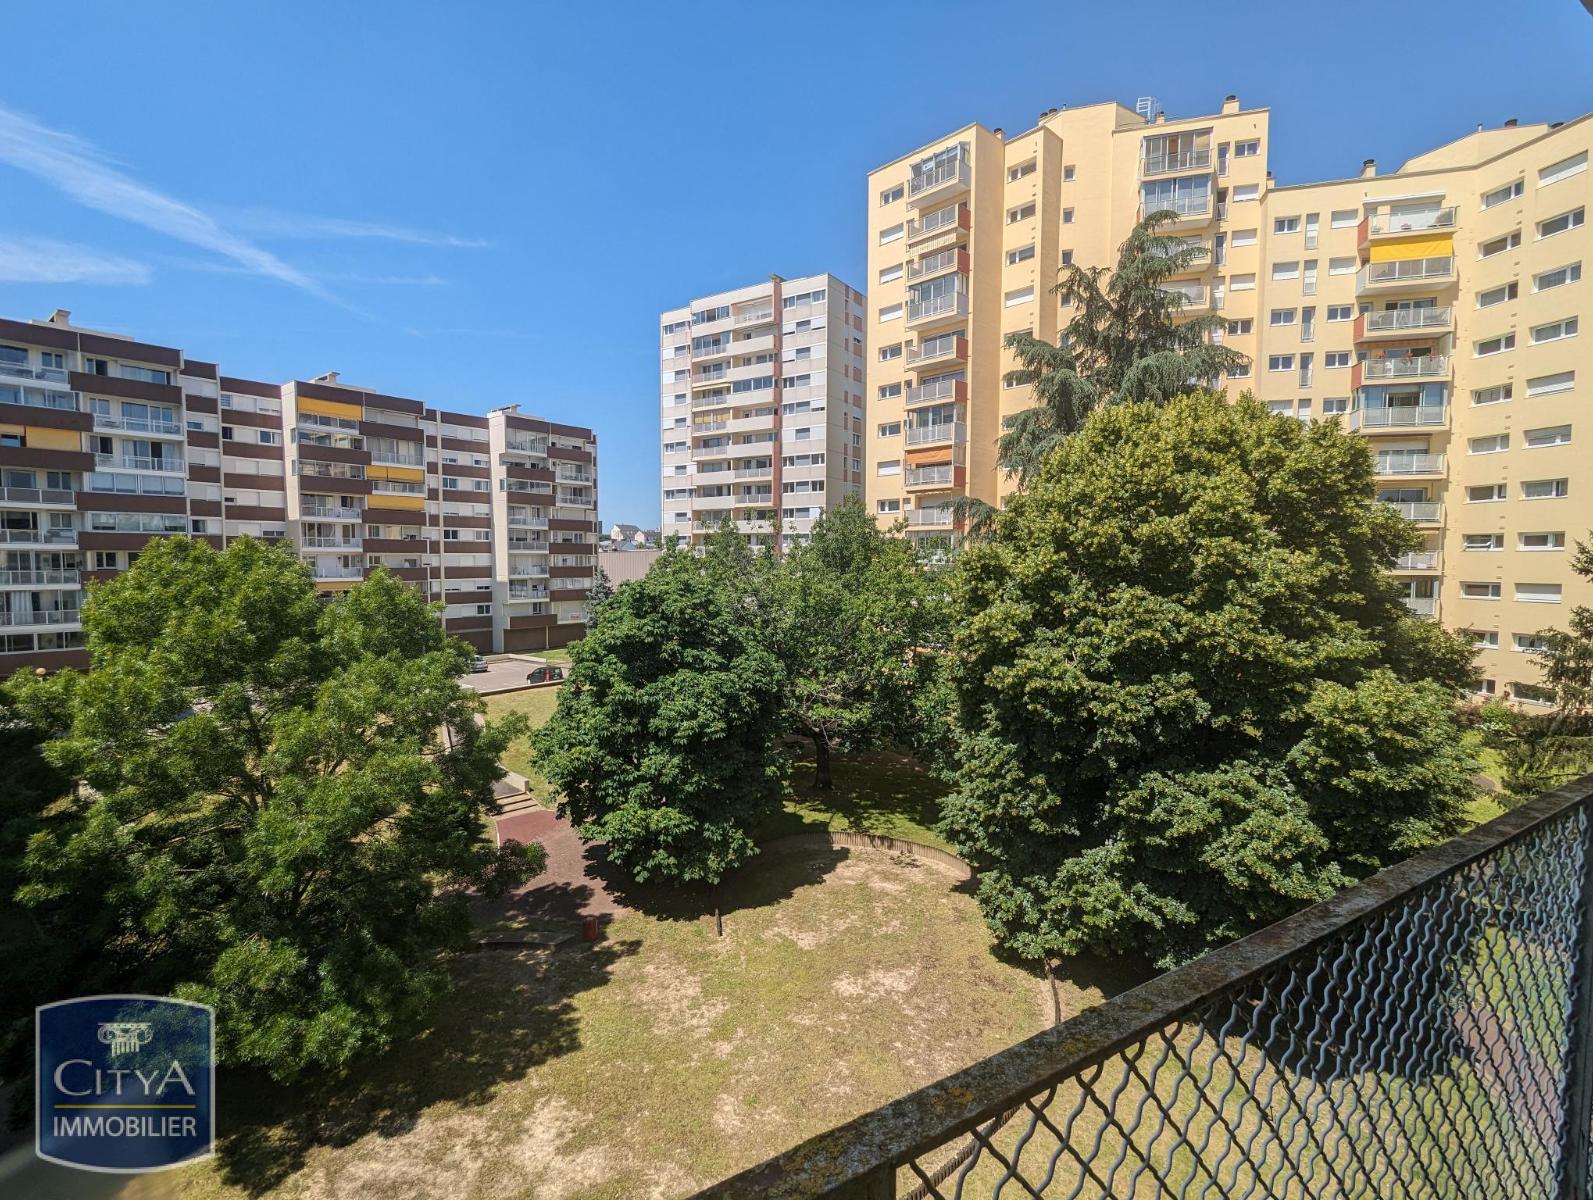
xmin=160 ymin=256 xmax=447 ymax=287
xmin=0 ymin=104 xmax=339 ymax=303
xmin=0 ymin=235 xmax=151 ymax=285
xmin=222 ymin=207 xmax=489 ymax=248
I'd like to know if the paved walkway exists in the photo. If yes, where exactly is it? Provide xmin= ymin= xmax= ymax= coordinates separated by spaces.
xmin=494 ymin=803 xmax=626 ymax=925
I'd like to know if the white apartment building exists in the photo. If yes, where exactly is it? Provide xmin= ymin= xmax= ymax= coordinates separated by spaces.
xmin=659 ymin=273 xmax=867 ymax=551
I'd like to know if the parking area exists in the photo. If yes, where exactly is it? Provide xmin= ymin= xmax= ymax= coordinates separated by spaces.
xmin=459 ymin=654 xmax=550 ymax=695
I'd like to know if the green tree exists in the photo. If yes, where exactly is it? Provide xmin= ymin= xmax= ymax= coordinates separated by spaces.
xmin=941 ymin=393 xmax=1477 ymax=969
xmin=773 ymin=497 xmax=938 ymax=789
xmin=533 ymin=544 xmax=787 ymax=886
xmin=1539 ymin=535 xmax=1593 ymax=714
xmin=5 ymin=538 xmax=537 ymax=1081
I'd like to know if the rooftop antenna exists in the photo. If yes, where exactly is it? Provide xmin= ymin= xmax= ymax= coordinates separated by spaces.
xmin=1135 ymin=96 xmax=1158 ymax=124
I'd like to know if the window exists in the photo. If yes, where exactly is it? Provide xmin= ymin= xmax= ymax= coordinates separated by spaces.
xmin=876 ymin=498 xmax=900 ymax=514
xmin=1234 ymin=140 xmax=1260 ymax=157
xmin=1272 ymin=260 xmax=1299 ymax=281
xmin=879 ymin=303 xmax=902 ymax=323
xmin=1330 ymin=209 xmax=1358 ymax=228
xmin=1519 ymin=531 xmax=1566 ymax=551
xmin=1226 ymin=318 xmax=1253 ymax=335
xmin=878 ymin=263 xmax=903 ymax=284
xmin=1267 ymin=355 xmax=1294 ymax=372
xmin=1514 ymin=633 xmax=1553 ymax=654
xmin=1527 ymin=371 xmax=1575 ymax=396
xmin=1524 ymin=425 xmax=1572 ymax=447
xmin=1325 ymin=351 xmax=1351 ymax=368
xmin=1462 ymin=582 xmax=1503 ymax=600
xmin=1473 ymin=384 xmax=1514 ymax=406
xmin=1231 ymin=228 xmax=1257 ymax=247
xmin=1468 ymin=484 xmax=1508 ymax=503
xmin=877 ymin=422 xmax=901 ymax=438
xmin=1063 ymin=165 xmax=1076 ymax=181
xmin=1539 ymin=208 xmax=1585 ymax=238
xmin=1513 ymin=683 xmax=1555 ymax=705
xmin=1470 ymin=434 xmax=1509 ymax=455
xmin=1523 ymin=478 xmax=1569 ymax=499
xmin=1480 ymin=231 xmax=1521 ymax=258
xmin=1006 ymin=244 xmax=1035 ymax=265
xmin=1482 ymin=179 xmax=1524 ymax=208
xmin=1232 ymin=183 xmax=1259 ymax=202
xmin=1007 ymin=159 xmax=1036 ymax=182
xmin=1058 ymin=207 xmax=1075 ymax=224
xmin=1328 ymin=256 xmax=1356 ymax=276
xmin=1470 ymin=630 xmax=1500 ymax=649
xmin=1478 ymin=282 xmax=1519 ymax=307
xmin=1265 ymin=400 xmax=1293 ymax=416
xmin=1274 ymin=216 xmax=1300 ymax=234
xmin=878 ymin=343 xmax=902 ymax=362
xmin=880 ymin=184 xmax=904 ymax=206
xmin=879 ymin=223 xmax=904 ymax=245
xmin=1060 ymin=250 xmax=1073 ymax=266
xmin=1269 ymin=308 xmax=1296 ymax=326
xmin=1535 ymin=262 xmax=1582 ymax=291
xmin=1322 ymin=396 xmax=1350 ymax=415
xmin=1004 ymin=286 xmax=1035 ymax=307
xmin=1007 ymin=202 xmax=1035 ymax=224
xmin=1475 ymin=333 xmax=1516 ymax=356
xmin=877 ymin=382 xmax=902 ymax=399
xmin=876 ymin=460 xmax=901 ymax=477
xmin=1516 ymin=583 xmax=1563 ymax=603
xmin=1226 ymin=362 xmax=1252 ymax=379
xmin=1531 ymin=317 xmax=1578 ymax=344
xmin=1463 ymin=533 xmax=1505 ymax=551
xmin=1539 ymin=151 xmax=1588 ymax=187
xmin=1326 ymin=305 xmax=1353 ymax=321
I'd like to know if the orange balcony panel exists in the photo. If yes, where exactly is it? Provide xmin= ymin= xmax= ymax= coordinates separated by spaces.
xmin=905 ymin=446 xmax=954 ymax=466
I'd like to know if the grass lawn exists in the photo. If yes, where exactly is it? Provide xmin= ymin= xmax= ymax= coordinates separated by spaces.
xmin=142 ymin=846 xmax=1056 ymax=1200
xmin=765 ymin=746 xmax=953 ymax=853
xmin=480 ymin=686 xmax=562 ymax=798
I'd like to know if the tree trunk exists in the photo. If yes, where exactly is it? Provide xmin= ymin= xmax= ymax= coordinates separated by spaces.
xmin=812 ymin=732 xmax=834 ymax=791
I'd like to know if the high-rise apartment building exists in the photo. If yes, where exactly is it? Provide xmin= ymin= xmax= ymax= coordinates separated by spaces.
xmin=0 ymin=310 xmax=598 ymax=673
xmin=659 ymin=273 xmax=867 ymax=551
xmin=866 ymin=97 xmax=1592 ymax=705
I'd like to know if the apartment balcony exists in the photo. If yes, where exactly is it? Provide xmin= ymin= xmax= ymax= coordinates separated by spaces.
xmin=502 ymin=439 xmax=549 ymax=459
xmin=734 ymin=519 xmax=773 ymax=534
xmin=694 ymin=493 xmax=737 ymax=511
xmin=905 ymin=421 xmax=965 ymax=448
xmin=1355 ymin=257 xmax=1455 ymax=296
xmin=507 ymin=583 xmax=549 ymax=602
xmin=906 ymin=288 xmax=970 ymax=328
xmin=1354 ymin=307 xmax=1453 ymax=342
xmin=1160 ymin=284 xmax=1211 ymax=311
xmin=904 ymin=463 xmax=964 ymax=490
xmin=690 ymin=443 xmax=733 ymax=462
xmin=370 ymin=449 xmax=424 ymax=468
xmin=1139 ymin=147 xmax=1213 ymax=178
xmin=0 ymin=363 xmax=71 ymax=386
xmin=725 ymin=413 xmax=775 ymax=435
xmin=1352 ymin=355 xmax=1450 ymax=389
xmin=905 ymin=506 xmax=956 ymax=528
xmin=907 ymin=154 xmax=971 ymax=209
xmin=0 ymin=486 xmax=75 ymax=508
xmin=734 ymin=465 xmax=774 ymax=479
xmin=1381 ymin=500 xmax=1442 ymax=524
xmin=506 ymin=536 xmax=548 ymax=552
xmin=300 ymin=536 xmax=362 ymax=550
xmin=906 ymin=377 xmax=967 ymax=407
xmin=94 ymin=453 xmax=184 ymax=473
xmin=302 ymin=505 xmax=363 ymax=521
xmin=906 ymin=247 xmax=970 ymax=281
xmin=906 ymin=204 xmax=971 ymax=246
xmin=1357 ymin=207 xmax=1458 ymax=251
xmin=1138 ymin=196 xmax=1215 ymax=226
xmin=906 ymin=334 xmax=969 ymax=371
xmin=508 ymin=514 xmax=550 ymax=530
xmin=734 ymin=492 xmax=774 ymax=507
xmin=1392 ymin=551 xmax=1441 ymax=572
xmin=0 ymin=528 xmax=77 ymax=546
xmin=0 ymin=568 xmax=79 ymax=587
xmin=93 ymin=412 xmax=183 ymax=438
xmin=1348 ymin=405 xmax=1448 ymax=433
xmin=0 ymin=608 xmax=80 ymax=628
xmin=690 ymin=340 xmax=734 ymax=363
xmin=734 ymin=306 xmax=774 ymax=326
xmin=1402 ymin=593 xmax=1438 ymax=616
xmin=308 ymin=564 xmax=364 ymax=581
xmin=1375 ymin=451 xmax=1445 ymax=477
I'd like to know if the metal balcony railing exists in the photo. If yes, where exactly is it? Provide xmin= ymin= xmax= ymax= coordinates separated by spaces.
xmin=735 ymin=308 xmax=773 ymax=325
xmin=300 ymin=536 xmax=362 ymax=549
xmin=0 ymin=529 xmax=76 ymax=545
xmin=0 ymin=363 xmax=70 ymax=384
xmin=1402 ymin=593 xmax=1438 ymax=615
xmin=909 ymin=154 xmax=970 ymax=198
xmin=1359 ymin=257 xmax=1455 ymax=289
xmin=1363 ymin=355 xmax=1450 ymax=380
xmin=907 ymin=206 xmax=965 ymax=241
xmin=0 ymin=608 xmax=80 ymax=627
xmin=309 ymin=566 xmax=364 ymax=581
xmin=93 ymin=413 xmax=182 ymax=436
xmin=907 ymin=336 xmax=965 ymax=366
xmin=1392 ymin=551 xmax=1441 ymax=570
xmin=0 ymin=486 xmax=75 ymax=505
xmin=1383 ymin=499 xmax=1442 ymax=523
xmin=95 ymin=454 xmax=184 ymax=473
xmin=302 ymin=505 xmax=363 ymax=521
xmin=907 ymin=249 xmax=961 ymax=280
xmin=704 ymin=774 xmax=1593 ymax=1200
xmin=1140 ymin=147 xmax=1213 ymax=177
xmin=504 ymin=439 xmax=548 ymax=456
xmin=1376 ymin=452 xmax=1445 ymax=475
xmin=1364 ymin=307 xmax=1453 ymax=333
xmin=1142 ymin=195 xmax=1213 ymax=219
xmin=907 ymin=291 xmax=969 ymax=324
xmin=905 ymin=464 xmax=956 ymax=487
xmin=1350 ymin=406 xmax=1448 ymax=431
xmin=908 ymin=507 xmax=955 ymax=527
xmin=734 ymin=466 xmax=773 ymax=479
xmin=906 ymin=377 xmax=964 ymax=406
xmin=0 ymin=569 xmax=79 ymax=586
xmin=906 ymin=422 xmax=964 ymax=447
xmin=1368 ymin=207 xmax=1458 ymax=235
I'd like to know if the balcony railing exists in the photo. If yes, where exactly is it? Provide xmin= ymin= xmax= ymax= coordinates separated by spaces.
xmin=1376 ymin=452 xmax=1445 ymax=475
xmin=1358 ymin=257 xmax=1455 ymax=290
xmin=907 ymin=291 xmax=969 ymax=324
xmin=704 ymin=774 xmax=1593 ymax=1200
xmin=1140 ymin=147 xmax=1213 ymax=177
xmin=906 ymin=205 xmax=968 ymax=242
xmin=0 ymin=608 xmax=80 ymax=627
xmin=907 ymin=507 xmax=955 ymax=527
xmin=0 ymin=529 xmax=76 ymax=545
xmin=0 ymin=486 xmax=75 ymax=505
xmin=93 ymin=413 xmax=182 ymax=436
xmin=908 ymin=154 xmax=970 ymax=200
xmin=0 ymin=385 xmax=78 ymax=412
xmin=735 ymin=308 xmax=773 ymax=325
xmin=907 ymin=249 xmax=962 ymax=280
xmin=1363 ymin=307 xmax=1453 ymax=334
xmin=0 ymin=569 xmax=79 ymax=586
xmin=370 ymin=450 xmax=424 ymax=467
xmin=904 ymin=464 xmax=957 ymax=488
xmin=906 ymin=422 xmax=964 ymax=447
xmin=0 ymin=363 xmax=70 ymax=384
xmin=907 ymin=335 xmax=967 ymax=366
xmin=302 ymin=505 xmax=363 ymax=521
xmin=1392 ymin=551 xmax=1441 ymax=570
xmin=1349 ymin=405 xmax=1448 ymax=431
xmin=1382 ymin=499 xmax=1442 ymax=523
xmin=504 ymin=439 xmax=548 ymax=456
xmin=309 ymin=565 xmax=364 ymax=581
xmin=734 ymin=466 xmax=773 ymax=479
xmin=906 ymin=377 xmax=965 ymax=406
xmin=300 ymin=536 xmax=362 ymax=550
xmin=1402 ymin=593 xmax=1437 ymax=615
xmin=1362 ymin=355 xmax=1449 ymax=380
xmin=1142 ymin=195 xmax=1212 ymax=219
xmin=507 ymin=583 xmax=549 ymax=601
xmin=1368 ymin=207 xmax=1457 ymax=235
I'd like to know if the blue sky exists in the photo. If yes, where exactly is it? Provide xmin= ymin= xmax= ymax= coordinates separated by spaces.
xmin=1 ymin=2 xmax=1590 ymax=525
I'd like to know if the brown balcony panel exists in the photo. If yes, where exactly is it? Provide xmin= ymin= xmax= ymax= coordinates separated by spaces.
xmin=549 ymin=565 xmax=591 ymax=579
xmin=358 ymin=419 xmax=425 ymax=442
xmin=509 ymin=614 xmax=557 ymax=630
xmin=550 ymin=588 xmax=590 ymax=603
xmin=549 ymin=518 xmax=597 ymax=533
xmin=363 ymin=537 xmax=434 ymax=554
xmin=187 ymin=465 xmax=221 ymax=484
xmin=70 ymin=373 xmax=181 ymax=405
xmin=76 ymin=493 xmax=186 ymax=515
xmin=78 ymin=531 xmax=176 ymax=552
xmin=219 ymin=376 xmax=281 ymax=400
xmin=0 ymin=647 xmax=90 ymax=673
xmin=443 ymin=564 xmax=493 ymax=579
xmin=547 ymin=446 xmax=594 ymax=464
xmin=296 ymin=443 xmax=369 ymax=467
xmin=384 ymin=566 xmax=430 ymax=582
xmin=222 ymin=504 xmax=287 ymax=522
xmin=444 ymin=615 xmax=493 ymax=632
xmin=187 ymin=430 xmax=221 ymax=450
xmin=189 ymin=499 xmax=222 ymax=517
xmin=0 ymin=401 xmax=92 ymax=433
xmin=181 ymin=359 xmax=219 ymax=382
xmin=445 ymin=514 xmax=490 ymax=529
xmin=505 ymin=463 xmax=555 ymax=481
xmin=221 ymin=408 xmax=282 ymax=431
xmin=185 ymin=395 xmax=219 ymax=415
xmin=287 ymin=475 xmax=368 ymax=494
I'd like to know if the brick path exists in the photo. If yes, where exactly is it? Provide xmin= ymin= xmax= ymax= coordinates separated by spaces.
xmin=494 ymin=806 xmax=625 ymax=925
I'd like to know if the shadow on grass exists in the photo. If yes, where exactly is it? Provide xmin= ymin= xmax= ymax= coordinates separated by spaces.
xmin=761 ymin=745 xmax=951 ymax=851
xmin=588 ymin=841 xmax=852 ymax=926
xmin=211 ymin=937 xmax=639 ymax=1197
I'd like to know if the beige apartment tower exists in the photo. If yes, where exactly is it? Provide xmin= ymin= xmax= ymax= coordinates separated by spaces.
xmin=866 ymin=96 xmax=1592 ymax=706
xmin=660 ymin=274 xmax=866 ymax=551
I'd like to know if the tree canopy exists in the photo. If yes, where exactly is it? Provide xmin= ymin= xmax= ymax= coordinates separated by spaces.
xmin=3 ymin=538 xmax=536 ymax=1080
xmin=940 ymin=393 xmax=1478 ymax=968
xmin=532 ymin=540 xmax=787 ymax=886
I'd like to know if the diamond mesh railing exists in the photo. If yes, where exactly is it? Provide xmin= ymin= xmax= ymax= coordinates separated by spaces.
xmin=699 ymin=774 xmax=1593 ymax=1200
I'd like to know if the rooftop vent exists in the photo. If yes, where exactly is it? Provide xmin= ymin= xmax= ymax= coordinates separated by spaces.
xmin=312 ymin=371 xmax=340 ymax=384
xmin=1504 ymin=117 xmax=1518 ymax=128
xmin=46 ymin=309 xmax=71 ymax=325
xmin=1361 ymin=158 xmax=1377 ymax=178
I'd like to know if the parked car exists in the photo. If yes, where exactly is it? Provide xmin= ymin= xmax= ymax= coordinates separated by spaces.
xmin=470 ymin=655 xmax=488 ymax=673
xmin=526 ymin=664 xmax=566 ymax=686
